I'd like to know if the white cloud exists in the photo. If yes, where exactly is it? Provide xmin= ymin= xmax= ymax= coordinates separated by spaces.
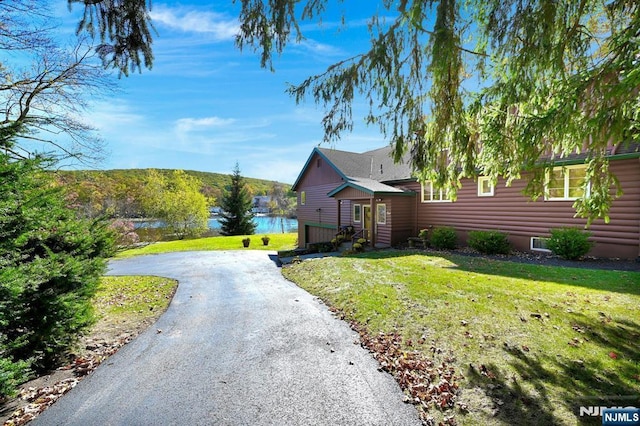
xmin=87 ymin=100 xmax=145 ymax=130
xmin=295 ymin=39 xmax=345 ymax=57
xmin=151 ymin=5 xmax=238 ymax=40
xmin=175 ymin=116 xmax=236 ymax=133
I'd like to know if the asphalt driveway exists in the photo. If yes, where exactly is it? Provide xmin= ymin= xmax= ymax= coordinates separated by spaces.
xmin=32 ymin=251 xmax=420 ymax=426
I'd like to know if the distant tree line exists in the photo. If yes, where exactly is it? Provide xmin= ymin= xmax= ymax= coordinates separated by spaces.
xmin=54 ymin=169 xmax=295 ymax=220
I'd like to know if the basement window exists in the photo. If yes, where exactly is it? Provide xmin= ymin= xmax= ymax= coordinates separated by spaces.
xmin=530 ymin=237 xmax=551 ymax=253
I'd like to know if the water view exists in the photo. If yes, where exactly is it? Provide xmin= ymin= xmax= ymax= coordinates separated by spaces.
xmin=208 ymin=216 xmax=297 ymax=234
xmin=134 ymin=215 xmax=297 ymax=236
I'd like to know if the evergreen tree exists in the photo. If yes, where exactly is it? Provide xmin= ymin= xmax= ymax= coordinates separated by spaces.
xmin=0 ymin=154 xmax=115 ymax=394
xmin=66 ymin=1 xmax=639 ymax=221
xmin=218 ymin=163 xmax=256 ymax=236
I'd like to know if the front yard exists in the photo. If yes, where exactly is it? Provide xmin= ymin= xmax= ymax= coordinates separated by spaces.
xmin=282 ymin=250 xmax=640 ymax=425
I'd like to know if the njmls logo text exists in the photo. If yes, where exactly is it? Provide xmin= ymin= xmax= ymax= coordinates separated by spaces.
xmin=580 ymin=407 xmax=640 ymax=426
xmin=579 ymin=406 xmax=638 ymax=417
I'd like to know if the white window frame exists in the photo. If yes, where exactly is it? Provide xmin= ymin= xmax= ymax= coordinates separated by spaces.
xmin=530 ymin=237 xmax=551 ymax=253
xmin=300 ymin=191 xmax=306 ymax=206
xmin=353 ymin=204 xmax=361 ymax=223
xmin=544 ymin=165 xmax=590 ymax=201
xmin=421 ymin=181 xmax=452 ymax=203
xmin=477 ymin=176 xmax=495 ymax=197
xmin=376 ymin=203 xmax=387 ymax=225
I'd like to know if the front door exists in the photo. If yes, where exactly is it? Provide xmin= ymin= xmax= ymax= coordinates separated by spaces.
xmin=363 ymin=205 xmax=371 ymax=239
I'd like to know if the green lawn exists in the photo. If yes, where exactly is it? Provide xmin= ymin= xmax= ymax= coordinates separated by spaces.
xmin=95 ymin=276 xmax=177 ymax=320
xmin=116 ymin=232 xmax=298 ymax=258
xmin=281 ymin=250 xmax=640 ymax=425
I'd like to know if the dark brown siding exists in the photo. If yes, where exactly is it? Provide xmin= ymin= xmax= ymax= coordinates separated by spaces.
xmin=336 ymin=187 xmax=371 ymax=199
xmin=387 ymin=196 xmax=417 ymax=245
xmin=333 ymin=190 xmax=373 ymax=239
xmin=295 ymin=153 xmax=343 ymax=246
xmin=304 ymin=224 xmax=337 ymax=245
xmin=374 ymin=200 xmax=391 ymax=246
xmin=408 ymin=158 xmax=640 ymax=258
xmin=333 ymin=195 xmax=417 ymax=247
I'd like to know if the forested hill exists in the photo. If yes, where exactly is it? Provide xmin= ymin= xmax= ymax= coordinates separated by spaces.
xmin=53 ymin=168 xmax=293 ymax=218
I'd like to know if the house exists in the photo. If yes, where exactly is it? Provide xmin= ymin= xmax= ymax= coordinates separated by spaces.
xmin=252 ymin=196 xmax=272 ymax=215
xmin=291 ymin=145 xmax=640 ymax=259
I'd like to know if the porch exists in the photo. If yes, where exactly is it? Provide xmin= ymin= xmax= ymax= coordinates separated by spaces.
xmin=329 ymin=187 xmax=416 ymax=249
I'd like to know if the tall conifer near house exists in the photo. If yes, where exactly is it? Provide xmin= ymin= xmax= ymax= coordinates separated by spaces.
xmin=218 ymin=163 xmax=256 ymax=236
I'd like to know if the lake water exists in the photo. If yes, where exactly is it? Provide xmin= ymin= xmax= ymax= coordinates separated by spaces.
xmin=208 ymin=216 xmax=298 ymax=234
xmin=134 ymin=216 xmax=297 ymax=235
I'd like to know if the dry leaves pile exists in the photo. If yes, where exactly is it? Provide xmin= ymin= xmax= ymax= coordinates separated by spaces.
xmin=348 ymin=318 xmax=461 ymax=426
xmin=4 ymin=333 xmax=133 ymax=426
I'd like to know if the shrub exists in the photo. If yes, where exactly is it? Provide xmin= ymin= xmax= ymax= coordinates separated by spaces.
xmin=314 ymin=242 xmax=334 ymax=253
xmin=277 ymin=250 xmax=297 ymax=258
xmin=0 ymin=358 xmax=31 ymax=398
xmin=547 ymin=227 xmax=593 ymax=260
xmin=430 ymin=226 xmax=457 ymax=250
xmin=0 ymin=155 xmax=115 ymax=388
xmin=468 ymin=230 xmax=511 ymax=255
xmin=352 ymin=242 xmax=363 ymax=252
xmin=418 ymin=228 xmax=429 ymax=240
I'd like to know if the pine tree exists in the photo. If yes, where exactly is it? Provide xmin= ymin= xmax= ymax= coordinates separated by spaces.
xmin=0 ymin=154 xmax=115 ymax=394
xmin=218 ymin=163 xmax=256 ymax=236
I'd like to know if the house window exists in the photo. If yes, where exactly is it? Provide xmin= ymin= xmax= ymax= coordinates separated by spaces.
xmin=353 ymin=204 xmax=361 ymax=223
xmin=376 ymin=204 xmax=387 ymax=225
xmin=478 ymin=176 xmax=494 ymax=197
xmin=545 ymin=165 xmax=589 ymax=201
xmin=530 ymin=237 xmax=551 ymax=252
xmin=300 ymin=191 xmax=306 ymax=205
xmin=421 ymin=181 xmax=452 ymax=203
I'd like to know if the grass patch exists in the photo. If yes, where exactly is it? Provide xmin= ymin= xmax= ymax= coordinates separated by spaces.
xmin=0 ymin=276 xmax=178 ymax=426
xmin=116 ymin=233 xmax=298 ymax=258
xmin=94 ymin=276 xmax=177 ymax=322
xmin=282 ymin=250 xmax=640 ymax=425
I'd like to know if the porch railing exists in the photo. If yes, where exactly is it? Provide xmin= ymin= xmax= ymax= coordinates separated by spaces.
xmin=351 ymin=228 xmax=369 ymax=243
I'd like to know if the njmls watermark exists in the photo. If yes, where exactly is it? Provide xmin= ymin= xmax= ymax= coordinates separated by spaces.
xmin=575 ymin=396 xmax=640 ymax=425
xmin=602 ymin=408 xmax=639 ymax=426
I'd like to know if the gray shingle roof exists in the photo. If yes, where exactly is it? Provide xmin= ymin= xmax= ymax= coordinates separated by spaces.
xmin=318 ymin=145 xmax=413 ymax=183
xmin=327 ymin=177 xmax=408 ymax=197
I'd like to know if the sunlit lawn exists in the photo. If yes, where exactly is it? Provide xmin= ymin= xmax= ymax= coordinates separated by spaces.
xmin=95 ymin=276 xmax=177 ymax=320
xmin=115 ymin=232 xmax=298 ymax=258
xmin=282 ymin=250 xmax=640 ymax=425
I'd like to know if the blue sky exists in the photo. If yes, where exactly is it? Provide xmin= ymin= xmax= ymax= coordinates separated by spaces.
xmin=57 ymin=1 xmax=389 ymax=184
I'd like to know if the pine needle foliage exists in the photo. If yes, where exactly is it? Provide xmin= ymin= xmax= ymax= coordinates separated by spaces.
xmin=218 ymin=163 xmax=257 ymax=236
xmin=235 ymin=0 xmax=640 ymax=224
xmin=0 ymin=154 xmax=115 ymax=389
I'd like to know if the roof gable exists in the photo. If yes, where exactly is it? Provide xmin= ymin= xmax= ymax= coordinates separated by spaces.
xmin=318 ymin=146 xmax=413 ymax=182
xmin=291 ymin=147 xmax=348 ymax=191
xmin=292 ymin=145 xmax=415 ymax=193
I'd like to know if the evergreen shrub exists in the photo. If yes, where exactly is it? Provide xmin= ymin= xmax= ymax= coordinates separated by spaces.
xmin=547 ymin=227 xmax=593 ymax=260
xmin=468 ymin=230 xmax=511 ymax=255
xmin=430 ymin=227 xmax=457 ymax=250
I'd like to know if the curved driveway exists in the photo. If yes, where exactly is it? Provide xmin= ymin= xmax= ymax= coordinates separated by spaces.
xmin=33 ymin=251 xmax=420 ymax=426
